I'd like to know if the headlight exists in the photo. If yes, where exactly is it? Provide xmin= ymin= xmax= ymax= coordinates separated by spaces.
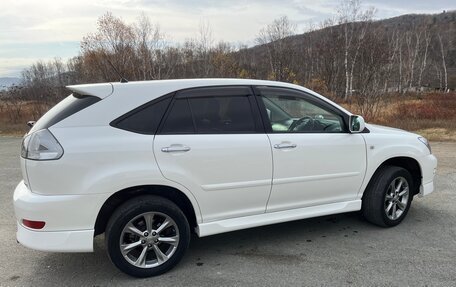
xmin=418 ymin=137 xmax=432 ymax=154
xmin=21 ymin=129 xmax=64 ymax=160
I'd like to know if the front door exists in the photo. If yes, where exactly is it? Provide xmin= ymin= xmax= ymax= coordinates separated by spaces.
xmin=255 ymin=86 xmax=367 ymax=212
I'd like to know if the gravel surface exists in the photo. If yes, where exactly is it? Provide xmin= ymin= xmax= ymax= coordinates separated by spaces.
xmin=0 ymin=137 xmax=455 ymax=286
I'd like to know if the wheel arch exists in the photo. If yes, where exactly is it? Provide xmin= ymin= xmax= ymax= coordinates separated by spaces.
xmin=364 ymin=156 xmax=422 ymax=198
xmin=94 ymin=185 xmax=199 ymax=236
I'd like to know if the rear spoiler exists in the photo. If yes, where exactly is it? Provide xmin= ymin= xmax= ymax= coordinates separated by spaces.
xmin=66 ymin=83 xmax=114 ymax=99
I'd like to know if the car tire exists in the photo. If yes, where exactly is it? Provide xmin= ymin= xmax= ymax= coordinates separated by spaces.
xmin=105 ymin=195 xmax=190 ymax=277
xmin=362 ymin=166 xmax=414 ymax=227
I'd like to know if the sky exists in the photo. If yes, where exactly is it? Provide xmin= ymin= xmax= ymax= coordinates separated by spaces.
xmin=0 ymin=0 xmax=454 ymax=77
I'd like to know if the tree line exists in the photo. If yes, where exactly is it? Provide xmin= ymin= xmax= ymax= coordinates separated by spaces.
xmin=1 ymin=0 xmax=454 ymax=122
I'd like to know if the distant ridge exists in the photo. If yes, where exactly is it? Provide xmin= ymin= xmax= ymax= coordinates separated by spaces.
xmin=0 ymin=77 xmax=21 ymax=91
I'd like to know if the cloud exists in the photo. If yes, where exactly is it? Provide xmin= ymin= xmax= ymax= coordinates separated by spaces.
xmin=0 ymin=0 xmax=453 ymax=76
xmin=0 ymin=0 xmax=337 ymax=45
xmin=0 ymin=41 xmax=79 ymax=77
xmin=0 ymin=57 xmax=52 ymax=77
xmin=364 ymin=0 xmax=454 ymax=18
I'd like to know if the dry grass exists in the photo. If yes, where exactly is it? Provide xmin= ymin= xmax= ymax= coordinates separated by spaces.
xmin=0 ymin=102 xmax=38 ymax=136
xmin=337 ymin=92 xmax=456 ymax=141
xmin=0 ymin=123 xmax=28 ymax=136
xmin=415 ymin=128 xmax=456 ymax=141
xmin=1 ymin=92 xmax=456 ymax=141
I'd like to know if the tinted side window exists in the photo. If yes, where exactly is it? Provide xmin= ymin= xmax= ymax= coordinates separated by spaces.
xmin=188 ymin=96 xmax=256 ymax=133
xmin=258 ymin=88 xmax=345 ymax=133
xmin=161 ymin=99 xmax=195 ymax=134
xmin=116 ymin=97 xmax=171 ymax=134
xmin=31 ymin=95 xmax=100 ymax=133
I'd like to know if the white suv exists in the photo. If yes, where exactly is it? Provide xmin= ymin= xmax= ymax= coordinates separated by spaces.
xmin=14 ymin=79 xmax=437 ymax=277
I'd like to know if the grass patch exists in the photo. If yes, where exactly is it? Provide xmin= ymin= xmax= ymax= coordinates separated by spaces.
xmin=338 ymin=92 xmax=456 ymax=141
xmin=414 ymin=128 xmax=456 ymax=141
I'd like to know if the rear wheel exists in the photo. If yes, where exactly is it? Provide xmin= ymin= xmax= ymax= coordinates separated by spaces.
xmin=362 ymin=166 xmax=414 ymax=227
xmin=105 ymin=195 xmax=190 ymax=277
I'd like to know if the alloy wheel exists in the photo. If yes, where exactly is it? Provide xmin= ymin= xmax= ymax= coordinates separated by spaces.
xmin=384 ymin=176 xmax=409 ymax=220
xmin=119 ymin=212 xmax=180 ymax=268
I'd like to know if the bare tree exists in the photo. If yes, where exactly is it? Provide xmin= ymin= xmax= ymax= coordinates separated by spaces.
xmin=398 ymin=32 xmax=403 ymax=93
xmin=383 ymin=29 xmax=399 ymax=92
xmin=81 ymin=12 xmax=136 ymax=81
xmin=134 ymin=13 xmax=169 ymax=80
xmin=417 ymin=27 xmax=431 ymax=89
xmin=405 ymin=30 xmax=421 ymax=90
xmin=337 ymin=0 xmax=375 ymax=99
xmin=197 ymin=20 xmax=215 ymax=77
xmin=437 ymin=33 xmax=449 ymax=92
xmin=211 ymin=42 xmax=240 ymax=77
xmin=256 ymin=16 xmax=297 ymax=82
xmin=3 ymin=86 xmax=25 ymax=123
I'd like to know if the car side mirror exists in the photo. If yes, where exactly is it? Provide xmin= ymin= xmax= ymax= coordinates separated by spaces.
xmin=349 ymin=115 xmax=365 ymax=133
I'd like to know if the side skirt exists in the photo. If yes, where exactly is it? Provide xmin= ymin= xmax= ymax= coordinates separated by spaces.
xmin=196 ymin=200 xmax=361 ymax=237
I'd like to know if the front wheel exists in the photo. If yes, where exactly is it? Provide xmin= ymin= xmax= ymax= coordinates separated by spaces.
xmin=105 ymin=195 xmax=190 ymax=277
xmin=362 ymin=166 xmax=414 ymax=227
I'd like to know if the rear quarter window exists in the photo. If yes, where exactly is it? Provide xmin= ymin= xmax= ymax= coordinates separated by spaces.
xmin=112 ymin=96 xmax=172 ymax=134
xmin=30 ymin=94 xmax=100 ymax=133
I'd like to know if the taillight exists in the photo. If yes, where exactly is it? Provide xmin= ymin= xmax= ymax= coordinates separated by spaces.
xmin=21 ymin=129 xmax=63 ymax=160
xmin=22 ymin=219 xmax=46 ymax=229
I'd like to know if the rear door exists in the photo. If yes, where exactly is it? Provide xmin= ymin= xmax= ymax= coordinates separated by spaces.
xmin=254 ymin=86 xmax=367 ymax=212
xmin=153 ymin=86 xmax=273 ymax=222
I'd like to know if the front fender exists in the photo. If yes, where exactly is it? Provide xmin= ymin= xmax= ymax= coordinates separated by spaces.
xmin=357 ymin=133 xmax=429 ymax=199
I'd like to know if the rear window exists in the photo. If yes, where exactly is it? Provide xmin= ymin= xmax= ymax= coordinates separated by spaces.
xmin=30 ymin=94 xmax=100 ymax=133
xmin=160 ymin=95 xmax=256 ymax=134
xmin=188 ymin=96 xmax=256 ymax=133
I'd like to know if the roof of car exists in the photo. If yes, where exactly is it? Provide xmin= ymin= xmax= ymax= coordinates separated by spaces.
xmin=66 ymin=78 xmax=299 ymax=99
xmin=66 ymin=78 xmax=352 ymax=116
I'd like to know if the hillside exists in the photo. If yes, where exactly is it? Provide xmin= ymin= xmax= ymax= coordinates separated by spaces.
xmin=244 ymin=10 xmax=456 ymax=92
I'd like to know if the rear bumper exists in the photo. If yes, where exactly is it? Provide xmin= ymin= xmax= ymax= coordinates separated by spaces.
xmin=13 ymin=180 xmax=108 ymax=252
xmin=17 ymin=223 xmax=94 ymax=252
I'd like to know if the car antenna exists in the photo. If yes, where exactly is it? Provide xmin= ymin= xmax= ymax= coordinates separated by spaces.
xmin=103 ymin=52 xmax=128 ymax=83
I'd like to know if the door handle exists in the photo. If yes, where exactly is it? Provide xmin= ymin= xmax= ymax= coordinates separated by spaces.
xmin=274 ymin=143 xmax=297 ymax=149
xmin=161 ymin=146 xmax=191 ymax=153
